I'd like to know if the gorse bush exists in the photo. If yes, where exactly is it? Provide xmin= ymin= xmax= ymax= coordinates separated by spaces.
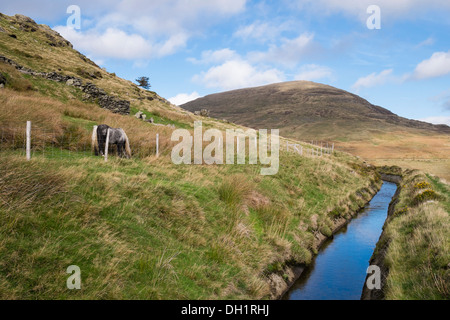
xmin=414 ymin=182 xmax=432 ymax=190
xmin=412 ymin=189 xmax=441 ymax=206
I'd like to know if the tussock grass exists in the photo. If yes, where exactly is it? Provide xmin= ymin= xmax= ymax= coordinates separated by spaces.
xmin=379 ymin=170 xmax=450 ymax=300
xmin=217 ymin=175 xmax=253 ymax=208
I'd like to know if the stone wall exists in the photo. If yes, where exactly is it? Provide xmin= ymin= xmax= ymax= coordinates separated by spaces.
xmin=0 ymin=55 xmax=130 ymax=115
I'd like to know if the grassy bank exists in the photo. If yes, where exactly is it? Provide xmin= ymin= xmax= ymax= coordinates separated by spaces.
xmin=367 ymin=168 xmax=449 ymax=300
xmin=0 ymin=147 xmax=378 ymax=299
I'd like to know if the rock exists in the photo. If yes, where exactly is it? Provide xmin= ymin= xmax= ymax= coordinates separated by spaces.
xmin=66 ymin=78 xmax=82 ymax=87
xmin=142 ymin=114 xmax=147 ymax=121
xmin=0 ymin=73 xmax=6 ymax=86
xmin=0 ymin=27 xmax=6 ymax=33
xmin=98 ymin=95 xmax=130 ymax=115
xmin=135 ymin=111 xmax=144 ymax=119
xmin=14 ymin=14 xmax=37 ymax=25
xmin=145 ymin=118 xmax=155 ymax=124
xmin=13 ymin=14 xmax=38 ymax=32
xmin=195 ymin=109 xmax=210 ymax=117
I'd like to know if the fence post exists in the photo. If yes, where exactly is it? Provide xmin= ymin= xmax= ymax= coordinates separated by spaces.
xmin=156 ymin=133 xmax=159 ymax=157
xmin=332 ymin=143 xmax=334 ymax=154
xmin=26 ymin=121 xmax=31 ymax=161
xmin=104 ymin=128 xmax=110 ymax=162
xmin=92 ymin=125 xmax=98 ymax=155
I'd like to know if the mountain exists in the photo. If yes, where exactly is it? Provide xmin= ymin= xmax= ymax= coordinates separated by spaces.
xmin=181 ymin=81 xmax=450 ymax=139
xmin=181 ymin=81 xmax=450 ymax=180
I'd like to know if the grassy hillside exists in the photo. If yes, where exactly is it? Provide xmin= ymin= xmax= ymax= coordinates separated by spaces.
xmin=181 ymin=81 xmax=450 ymax=180
xmin=0 ymin=14 xmax=381 ymax=299
xmin=365 ymin=169 xmax=450 ymax=299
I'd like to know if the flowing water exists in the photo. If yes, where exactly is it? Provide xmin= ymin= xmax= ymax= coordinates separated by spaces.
xmin=284 ymin=182 xmax=397 ymax=300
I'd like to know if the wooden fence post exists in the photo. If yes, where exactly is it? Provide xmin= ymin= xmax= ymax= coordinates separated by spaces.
xmin=156 ymin=133 xmax=159 ymax=157
xmin=104 ymin=128 xmax=110 ymax=162
xmin=26 ymin=121 xmax=31 ymax=161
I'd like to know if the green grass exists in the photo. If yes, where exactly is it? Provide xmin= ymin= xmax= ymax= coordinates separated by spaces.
xmin=130 ymin=106 xmax=191 ymax=130
xmin=0 ymin=146 xmax=377 ymax=299
xmin=377 ymin=170 xmax=450 ymax=300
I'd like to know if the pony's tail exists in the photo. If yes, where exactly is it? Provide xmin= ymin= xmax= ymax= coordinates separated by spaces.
xmin=123 ymin=130 xmax=132 ymax=158
xmin=92 ymin=125 xmax=98 ymax=155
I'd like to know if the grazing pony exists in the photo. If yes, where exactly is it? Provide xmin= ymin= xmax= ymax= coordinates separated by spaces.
xmin=92 ymin=125 xmax=132 ymax=158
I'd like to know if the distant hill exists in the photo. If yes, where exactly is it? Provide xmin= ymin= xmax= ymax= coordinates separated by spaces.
xmin=181 ymin=81 xmax=450 ymax=141
xmin=181 ymin=81 xmax=450 ymax=180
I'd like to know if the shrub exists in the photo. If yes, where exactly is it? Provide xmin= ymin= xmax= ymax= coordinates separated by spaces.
xmin=414 ymin=182 xmax=432 ymax=190
xmin=412 ymin=189 xmax=441 ymax=206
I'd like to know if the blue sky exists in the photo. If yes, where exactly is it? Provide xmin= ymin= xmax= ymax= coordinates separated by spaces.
xmin=1 ymin=0 xmax=450 ymax=125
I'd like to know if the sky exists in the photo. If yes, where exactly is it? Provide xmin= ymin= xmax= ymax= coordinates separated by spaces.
xmin=1 ymin=0 xmax=450 ymax=125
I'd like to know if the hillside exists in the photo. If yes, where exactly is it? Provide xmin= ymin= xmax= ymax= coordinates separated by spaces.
xmin=181 ymin=81 xmax=450 ymax=180
xmin=0 ymin=13 xmax=383 ymax=299
xmin=1 ymin=13 xmax=448 ymax=301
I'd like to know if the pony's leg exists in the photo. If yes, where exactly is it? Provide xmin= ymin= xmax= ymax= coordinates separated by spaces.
xmin=120 ymin=143 xmax=126 ymax=158
xmin=99 ymin=136 xmax=107 ymax=156
xmin=117 ymin=143 xmax=123 ymax=158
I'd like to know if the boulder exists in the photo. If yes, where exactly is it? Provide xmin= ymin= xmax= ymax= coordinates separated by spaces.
xmin=66 ymin=78 xmax=83 ymax=87
xmin=135 ymin=111 xmax=144 ymax=119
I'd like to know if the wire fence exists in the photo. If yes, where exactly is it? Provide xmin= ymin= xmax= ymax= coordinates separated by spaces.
xmin=286 ymin=140 xmax=335 ymax=157
xmin=0 ymin=121 xmax=335 ymax=162
xmin=0 ymin=122 xmax=162 ymax=161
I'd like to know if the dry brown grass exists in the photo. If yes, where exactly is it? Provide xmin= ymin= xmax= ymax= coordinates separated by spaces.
xmin=337 ymin=131 xmax=450 ymax=180
xmin=0 ymin=88 xmax=176 ymax=157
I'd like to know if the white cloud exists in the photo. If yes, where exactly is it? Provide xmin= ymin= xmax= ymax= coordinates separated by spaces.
xmin=295 ymin=64 xmax=333 ymax=82
xmin=35 ymin=0 xmax=247 ymax=60
xmin=419 ymin=116 xmax=450 ymax=126
xmin=416 ymin=37 xmax=435 ymax=48
xmin=248 ymin=33 xmax=315 ymax=67
xmin=412 ymin=51 xmax=450 ymax=80
xmin=193 ymin=59 xmax=285 ymax=91
xmin=295 ymin=0 xmax=450 ymax=20
xmin=233 ymin=20 xmax=295 ymax=43
xmin=352 ymin=69 xmax=393 ymax=91
xmin=54 ymin=26 xmax=154 ymax=59
xmin=188 ymin=49 xmax=239 ymax=65
xmin=168 ymin=92 xmax=201 ymax=106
